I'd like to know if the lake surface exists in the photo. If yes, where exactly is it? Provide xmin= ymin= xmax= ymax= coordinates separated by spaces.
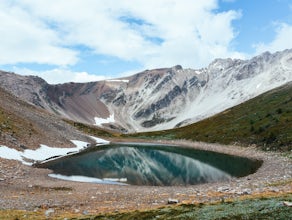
xmin=37 ymin=143 xmax=262 ymax=186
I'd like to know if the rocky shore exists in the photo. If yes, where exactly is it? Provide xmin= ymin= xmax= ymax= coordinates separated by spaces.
xmin=0 ymin=140 xmax=291 ymax=218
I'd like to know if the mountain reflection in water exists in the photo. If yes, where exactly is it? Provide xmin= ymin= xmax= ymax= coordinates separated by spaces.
xmin=95 ymin=147 xmax=231 ymax=185
xmin=38 ymin=144 xmax=262 ymax=186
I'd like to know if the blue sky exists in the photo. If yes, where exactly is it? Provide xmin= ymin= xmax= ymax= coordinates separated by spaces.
xmin=0 ymin=0 xmax=291 ymax=84
xmin=219 ymin=0 xmax=292 ymax=52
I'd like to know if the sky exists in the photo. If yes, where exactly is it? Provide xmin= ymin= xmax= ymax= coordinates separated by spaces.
xmin=0 ymin=0 xmax=291 ymax=84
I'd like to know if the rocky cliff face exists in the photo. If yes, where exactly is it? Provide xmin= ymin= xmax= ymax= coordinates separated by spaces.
xmin=0 ymin=49 xmax=291 ymax=132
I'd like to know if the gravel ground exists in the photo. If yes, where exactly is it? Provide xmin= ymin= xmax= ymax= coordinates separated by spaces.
xmin=0 ymin=140 xmax=291 ymax=217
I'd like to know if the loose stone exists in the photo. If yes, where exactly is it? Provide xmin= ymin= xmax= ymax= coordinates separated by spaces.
xmin=168 ymin=198 xmax=179 ymax=204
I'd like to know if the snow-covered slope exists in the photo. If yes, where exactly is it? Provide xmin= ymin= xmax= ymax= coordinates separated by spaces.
xmin=156 ymin=50 xmax=292 ymax=130
xmin=100 ymin=49 xmax=292 ymax=132
xmin=0 ymin=49 xmax=291 ymax=132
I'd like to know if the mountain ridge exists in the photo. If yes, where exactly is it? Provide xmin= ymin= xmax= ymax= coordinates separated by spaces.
xmin=123 ymin=82 xmax=292 ymax=151
xmin=0 ymin=49 xmax=291 ymax=133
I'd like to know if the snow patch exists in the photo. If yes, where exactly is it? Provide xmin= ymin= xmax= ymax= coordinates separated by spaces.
xmin=106 ymin=79 xmax=129 ymax=83
xmin=0 ymin=136 xmax=109 ymax=165
xmin=90 ymin=136 xmax=110 ymax=144
xmin=48 ymin=174 xmax=127 ymax=185
xmin=22 ymin=141 xmax=87 ymax=162
xmin=256 ymin=83 xmax=262 ymax=89
xmin=103 ymin=178 xmax=127 ymax=182
xmin=94 ymin=114 xmax=115 ymax=126
xmin=0 ymin=145 xmax=25 ymax=162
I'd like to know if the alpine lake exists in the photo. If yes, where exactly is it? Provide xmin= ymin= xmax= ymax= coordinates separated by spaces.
xmin=36 ymin=143 xmax=262 ymax=186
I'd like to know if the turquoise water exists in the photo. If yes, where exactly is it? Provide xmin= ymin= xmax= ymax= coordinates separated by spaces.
xmin=38 ymin=143 xmax=262 ymax=186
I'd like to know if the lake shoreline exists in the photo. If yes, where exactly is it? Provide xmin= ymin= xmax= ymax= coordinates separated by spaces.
xmin=38 ymin=141 xmax=261 ymax=186
xmin=0 ymin=139 xmax=291 ymax=217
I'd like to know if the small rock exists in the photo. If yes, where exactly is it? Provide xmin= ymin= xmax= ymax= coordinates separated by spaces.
xmin=268 ymin=187 xmax=280 ymax=193
xmin=83 ymin=210 xmax=89 ymax=215
xmin=242 ymin=188 xmax=252 ymax=195
xmin=283 ymin=201 xmax=292 ymax=207
xmin=236 ymin=188 xmax=252 ymax=195
xmin=228 ymin=189 xmax=236 ymax=194
xmin=152 ymin=200 xmax=159 ymax=205
xmin=217 ymin=187 xmax=229 ymax=192
xmin=168 ymin=198 xmax=179 ymax=204
xmin=45 ymin=208 xmax=54 ymax=217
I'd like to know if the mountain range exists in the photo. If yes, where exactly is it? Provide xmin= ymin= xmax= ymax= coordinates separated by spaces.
xmin=0 ymin=49 xmax=291 ymax=135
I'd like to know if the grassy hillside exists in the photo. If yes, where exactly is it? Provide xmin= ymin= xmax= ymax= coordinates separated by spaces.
xmin=0 ymin=87 xmax=90 ymax=150
xmin=1 ymin=194 xmax=290 ymax=219
xmin=90 ymin=194 xmax=292 ymax=220
xmin=64 ymin=119 xmax=118 ymax=138
xmin=0 ymin=87 xmax=45 ymax=149
xmin=124 ymin=83 xmax=292 ymax=151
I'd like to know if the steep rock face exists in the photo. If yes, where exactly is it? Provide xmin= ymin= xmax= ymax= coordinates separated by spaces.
xmin=0 ymin=49 xmax=291 ymax=132
xmin=99 ymin=66 xmax=208 ymax=131
xmin=0 ymin=72 xmax=48 ymax=108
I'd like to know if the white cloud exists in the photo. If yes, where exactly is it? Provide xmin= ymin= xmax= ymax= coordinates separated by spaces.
xmin=221 ymin=0 xmax=236 ymax=2
xmin=116 ymin=0 xmax=244 ymax=67
xmin=254 ymin=23 xmax=292 ymax=54
xmin=0 ymin=0 xmax=245 ymax=82
xmin=72 ymin=72 xmax=108 ymax=83
xmin=0 ymin=1 xmax=78 ymax=66
xmin=12 ymin=67 xmax=107 ymax=84
xmin=137 ymin=8 xmax=244 ymax=68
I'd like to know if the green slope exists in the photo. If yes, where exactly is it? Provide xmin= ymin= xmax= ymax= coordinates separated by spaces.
xmin=64 ymin=119 xmax=117 ymax=138
xmin=124 ymin=83 xmax=292 ymax=151
xmin=86 ymin=194 xmax=292 ymax=220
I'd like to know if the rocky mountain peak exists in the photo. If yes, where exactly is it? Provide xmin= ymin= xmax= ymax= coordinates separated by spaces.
xmin=209 ymin=58 xmax=237 ymax=70
xmin=0 ymin=49 xmax=291 ymax=133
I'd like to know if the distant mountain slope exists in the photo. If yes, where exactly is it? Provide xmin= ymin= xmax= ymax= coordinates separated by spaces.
xmin=0 ymin=49 xmax=291 ymax=133
xmin=125 ymin=83 xmax=292 ymax=151
xmin=0 ymin=87 xmax=91 ymax=150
